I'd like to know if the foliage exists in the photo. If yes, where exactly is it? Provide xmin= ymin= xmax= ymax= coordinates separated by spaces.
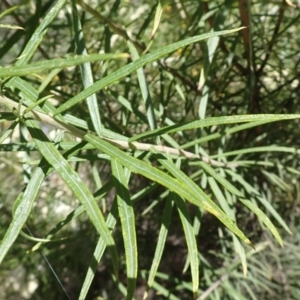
xmin=0 ymin=0 xmax=300 ymax=299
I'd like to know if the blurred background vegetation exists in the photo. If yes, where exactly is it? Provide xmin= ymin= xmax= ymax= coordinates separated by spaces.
xmin=1 ymin=0 xmax=300 ymax=299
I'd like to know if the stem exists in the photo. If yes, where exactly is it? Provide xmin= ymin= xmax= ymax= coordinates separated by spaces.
xmin=0 ymin=95 xmax=238 ymax=168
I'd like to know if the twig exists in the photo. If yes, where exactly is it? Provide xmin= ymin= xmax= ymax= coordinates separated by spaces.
xmin=196 ymin=274 xmax=228 ymax=300
xmin=0 ymin=95 xmax=238 ymax=168
xmin=257 ymin=0 xmax=286 ymax=75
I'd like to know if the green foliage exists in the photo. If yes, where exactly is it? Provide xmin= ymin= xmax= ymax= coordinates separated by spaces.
xmin=1 ymin=0 xmax=300 ymax=299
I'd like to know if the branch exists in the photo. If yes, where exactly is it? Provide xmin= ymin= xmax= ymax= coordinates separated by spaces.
xmin=0 ymin=95 xmax=238 ymax=168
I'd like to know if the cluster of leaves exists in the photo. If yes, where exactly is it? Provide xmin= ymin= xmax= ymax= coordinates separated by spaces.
xmin=0 ymin=0 xmax=300 ymax=299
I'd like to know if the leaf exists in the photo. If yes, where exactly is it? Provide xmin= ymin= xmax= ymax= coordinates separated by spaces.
xmin=150 ymin=0 xmax=164 ymax=39
xmin=79 ymin=198 xmax=119 ymax=300
xmin=199 ymin=162 xmax=283 ymax=246
xmin=286 ymin=0 xmax=296 ymax=7
xmin=111 ymin=160 xmax=137 ymax=300
xmin=29 ymin=181 xmax=114 ymax=253
xmin=0 ymin=53 xmax=129 ymax=78
xmin=145 ymin=196 xmax=174 ymax=297
xmin=173 ymin=193 xmax=199 ymax=297
xmin=0 ymin=168 xmax=44 ymax=264
xmin=7 ymin=0 xmax=67 ymax=67
xmin=54 ymin=27 xmax=245 ymax=115
xmin=25 ymin=118 xmax=119 ymax=275
xmin=0 ymin=24 xmax=24 ymax=30
xmin=84 ymin=133 xmax=253 ymax=247
xmin=211 ymin=145 xmax=300 ymax=159
xmin=130 ymin=114 xmax=300 ymax=141
xmin=128 ymin=41 xmax=157 ymax=130
xmin=225 ymin=169 xmax=292 ymax=235
xmin=72 ymin=1 xmax=127 ymax=135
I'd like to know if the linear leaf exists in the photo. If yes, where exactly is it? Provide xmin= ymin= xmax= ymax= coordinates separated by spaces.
xmin=0 ymin=53 xmax=129 ymax=78
xmin=225 ymin=169 xmax=292 ymax=234
xmin=7 ymin=0 xmax=67 ymax=68
xmin=232 ymin=234 xmax=248 ymax=276
xmin=173 ymin=193 xmax=199 ymax=297
xmin=80 ymin=171 xmax=153 ymax=300
xmin=261 ymin=170 xmax=292 ymax=192
xmin=72 ymin=0 xmax=125 ymax=135
xmin=24 ymin=118 xmax=119 ymax=275
xmin=30 ymin=181 xmax=113 ymax=253
xmin=130 ymin=114 xmax=300 ymax=142
xmin=84 ymin=133 xmax=252 ymax=246
xmin=79 ymin=197 xmax=119 ymax=300
xmin=145 ymin=196 xmax=174 ymax=297
xmin=208 ymin=177 xmax=248 ymax=275
xmin=156 ymin=155 xmax=251 ymax=247
xmin=0 ymin=168 xmax=44 ymax=264
xmin=180 ymin=120 xmax=271 ymax=149
xmin=111 ymin=160 xmax=137 ymax=300
xmin=150 ymin=0 xmax=164 ymax=39
xmin=128 ymin=41 xmax=157 ymax=130
xmin=4 ymin=77 xmax=67 ymax=125
xmin=151 ymin=280 xmax=181 ymax=300
xmin=54 ymin=27 xmax=244 ymax=115
xmin=211 ymin=145 xmax=300 ymax=159
xmin=199 ymin=162 xmax=283 ymax=246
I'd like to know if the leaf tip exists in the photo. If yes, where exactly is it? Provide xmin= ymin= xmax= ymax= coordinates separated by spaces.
xmin=245 ymin=239 xmax=255 ymax=250
xmin=286 ymin=0 xmax=296 ymax=7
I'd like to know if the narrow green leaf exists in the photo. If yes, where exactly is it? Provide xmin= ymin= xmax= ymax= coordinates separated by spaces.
xmin=130 ymin=114 xmax=300 ymax=142
xmin=71 ymin=1 xmax=125 ymax=135
xmin=0 ymin=120 xmax=19 ymax=144
xmin=261 ymin=170 xmax=292 ymax=192
xmin=0 ymin=168 xmax=44 ymax=264
xmin=4 ymin=77 xmax=67 ymax=124
xmin=232 ymin=234 xmax=247 ymax=276
xmin=160 ymin=159 xmax=244 ymax=291
xmin=173 ymin=193 xmax=199 ymax=297
xmin=145 ymin=196 xmax=174 ymax=297
xmin=54 ymin=27 xmax=244 ymax=115
xmin=8 ymin=0 xmax=67 ymax=67
xmin=111 ymin=160 xmax=137 ymax=300
xmin=30 ymin=181 xmax=113 ymax=253
xmin=211 ymin=145 xmax=300 ymax=159
xmin=0 ymin=24 xmax=24 ymax=30
xmin=79 ymin=198 xmax=119 ymax=300
xmin=151 ymin=280 xmax=181 ymax=300
xmin=208 ymin=176 xmax=235 ymax=220
xmin=257 ymin=195 xmax=292 ymax=235
xmin=0 ymin=4 xmax=21 ymax=20
xmin=223 ymin=280 xmax=248 ymax=300
xmin=150 ymin=0 xmax=164 ymax=39
xmin=25 ymin=118 xmax=119 ymax=275
xmin=180 ymin=120 xmax=270 ymax=149
xmin=84 ymin=133 xmax=252 ymax=246
xmin=156 ymin=155 xmax=251 ymax=247
xmin=225 ymin=169 xmax=292 ymax=234
xmin=0 ymin=112 xmax=17 ymax=122
xmin=199 ymin=162 xmax=283 ymax=246
xmin=198 ymin=85 xmax=209 ymax=119
xmin=128 ymin=41 xmax=157 ymax=130
xmin=0 ymin=53 xmax=129 ymax=78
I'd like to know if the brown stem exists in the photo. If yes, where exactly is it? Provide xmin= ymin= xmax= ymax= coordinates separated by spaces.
xmin=203 ymin=2 xmax=247 ymax=75
xmin=257 ymin=0 xmax=286 ymax=75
